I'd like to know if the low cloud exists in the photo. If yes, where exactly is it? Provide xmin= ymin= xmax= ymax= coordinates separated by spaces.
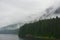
xmin=0 ymin=0 xmax=59 ymax=27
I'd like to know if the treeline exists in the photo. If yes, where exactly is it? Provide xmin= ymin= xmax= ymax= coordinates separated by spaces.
xmin=18 ymin=16 xmax=60 ymax=39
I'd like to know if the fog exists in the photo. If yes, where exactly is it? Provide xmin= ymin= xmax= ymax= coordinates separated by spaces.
xmin=0 ymin=0 xmax=60 ymax=28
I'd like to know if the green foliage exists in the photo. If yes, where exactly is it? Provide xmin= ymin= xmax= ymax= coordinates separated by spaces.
xmin=18 ymin=17 xmax=60 ymax=39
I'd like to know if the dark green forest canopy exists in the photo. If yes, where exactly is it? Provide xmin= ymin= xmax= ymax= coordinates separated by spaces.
xmin=18 ymin=16 xmax=60 ymax=39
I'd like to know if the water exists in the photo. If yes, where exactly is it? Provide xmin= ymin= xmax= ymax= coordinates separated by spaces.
xmin=0 ymin=34 xmax=23 ymax=40
xmin=0 ymin=34 xmax=55 ymax=40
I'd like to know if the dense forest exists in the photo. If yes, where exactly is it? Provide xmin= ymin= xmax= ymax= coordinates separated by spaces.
xmin=18 ymin=16 xmax=60 ymax=39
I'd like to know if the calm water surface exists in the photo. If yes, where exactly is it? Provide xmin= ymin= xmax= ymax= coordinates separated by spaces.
xmin=0 ymin=34 xmax=55 ymax=40
xmin=0 ymin=34 xmax=23 ymax=40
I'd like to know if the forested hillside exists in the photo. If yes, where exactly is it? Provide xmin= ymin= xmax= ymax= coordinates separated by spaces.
xmin=18 ymin=16 xmax=60 ymax=39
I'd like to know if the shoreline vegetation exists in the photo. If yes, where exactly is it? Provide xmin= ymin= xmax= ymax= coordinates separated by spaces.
xmin=18 ymin=16 xmax=60 ymax=40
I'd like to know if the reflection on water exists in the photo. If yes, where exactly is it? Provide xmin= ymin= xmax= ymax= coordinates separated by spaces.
xmin=0 ymin=34 xmax=54 ymax=40
xmin=23 ymin=38 xmax=54 ymax=40
xmin=22 ymin=38 xmax=54 ymax=40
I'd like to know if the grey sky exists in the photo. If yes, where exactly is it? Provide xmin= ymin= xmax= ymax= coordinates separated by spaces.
xmin=0 ymin=0 xmax=59 ymax=27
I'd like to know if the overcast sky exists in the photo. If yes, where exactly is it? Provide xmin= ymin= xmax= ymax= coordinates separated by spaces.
xmin=0 ymin=0 xmax=60 ymax=28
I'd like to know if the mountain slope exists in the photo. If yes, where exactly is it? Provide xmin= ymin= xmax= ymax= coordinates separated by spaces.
xmin=0 ymin=24 xmax=20 ymax=34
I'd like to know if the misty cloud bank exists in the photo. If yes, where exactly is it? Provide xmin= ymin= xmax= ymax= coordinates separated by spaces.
xmin=0 ymin=0 xmax=60 ymax=28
